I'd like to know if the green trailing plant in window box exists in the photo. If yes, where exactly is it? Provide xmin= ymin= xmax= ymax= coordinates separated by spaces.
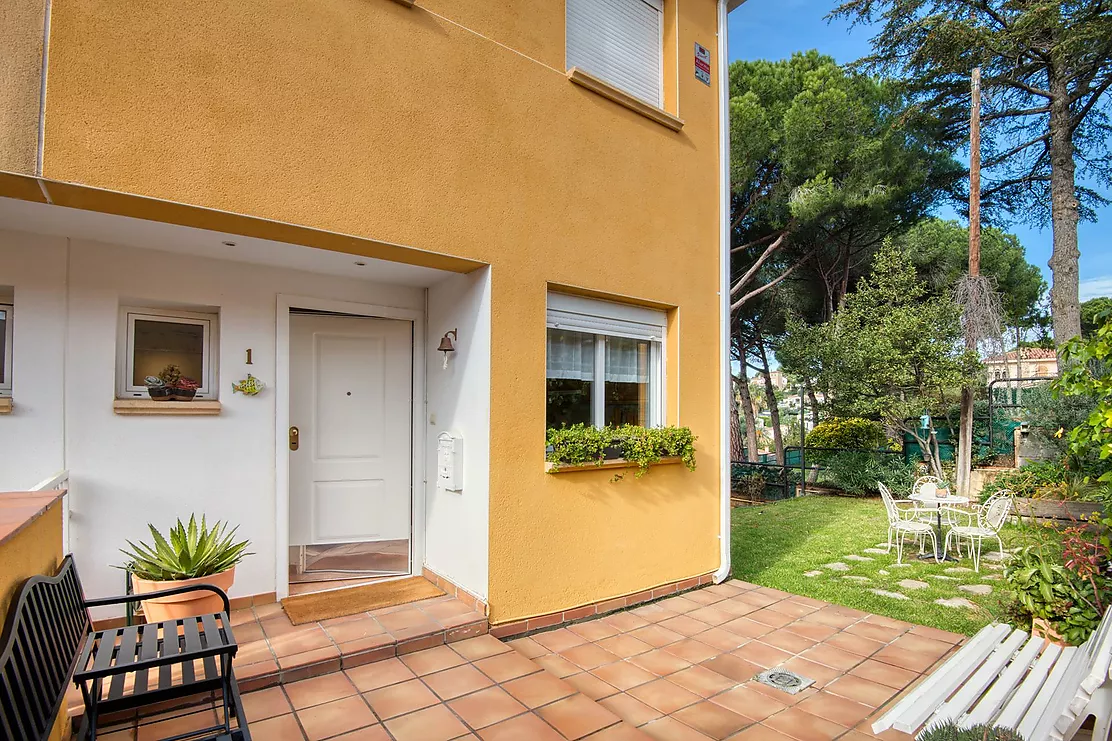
xmin=546 ymin=424 xmax=697 ymax=477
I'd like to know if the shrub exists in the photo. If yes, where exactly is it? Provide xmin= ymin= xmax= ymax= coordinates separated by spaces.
xmin=1022 ymin=383 xmax=1097 ymax=457
xmin=918 ymin=720 xmax=1024 ymax=741
xmin=979 ymin=460 xmax=1104 ymax=502
xmin=546 ymin=424 xmax=697 ymax=477
xmin=805 ymin=417 xmax=888 ymax=450
xmin=816 ymin=451 xmax=916 ymax=497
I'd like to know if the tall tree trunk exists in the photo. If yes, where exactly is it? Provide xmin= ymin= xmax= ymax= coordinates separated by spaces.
xmin=1048 ymin=67 xmax=1083 ymax=345
xmin=756 ymin=336 xmax=785 ymax=464
xmin=806 ymin=386 xmax=820 ymax=428
xmin=956 ymin=68 xmax=981 ymax=498
xmin=729 ymin=375 xmax=746 ymax=461
xmin=736 ymin=366 xmax=759 ymax=461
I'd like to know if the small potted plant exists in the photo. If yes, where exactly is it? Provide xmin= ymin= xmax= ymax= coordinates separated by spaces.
xmin=147 ymin=364 xmax=201 ymax=401
xmin=170 ymin=377 xmax=200 ymax=401
xmin=144 ymin=376 xmax=173 ymax=401
xmin=119 ymin=515 xmax=251 ymax=621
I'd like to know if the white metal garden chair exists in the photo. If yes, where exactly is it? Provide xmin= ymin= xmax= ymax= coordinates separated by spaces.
xmin=942 ymin=490 xmax=1014 ymax=572
xmin=880 ymin=481 xmax=941 ymax=564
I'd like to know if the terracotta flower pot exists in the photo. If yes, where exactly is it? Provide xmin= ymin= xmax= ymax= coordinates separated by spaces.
xmin=131 ymin=567 xmax=235 ymax=622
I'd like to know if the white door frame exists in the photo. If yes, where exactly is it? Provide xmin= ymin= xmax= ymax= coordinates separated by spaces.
xmin=275 ymin=294 xmax=425 ymax=599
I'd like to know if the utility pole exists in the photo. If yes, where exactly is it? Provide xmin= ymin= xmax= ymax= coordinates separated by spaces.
xmin=956 ymin=67 xmax=981 ymax=497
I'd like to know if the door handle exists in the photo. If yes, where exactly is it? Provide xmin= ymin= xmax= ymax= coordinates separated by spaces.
xmin=289 ymin=426 xmax=299 ymax=451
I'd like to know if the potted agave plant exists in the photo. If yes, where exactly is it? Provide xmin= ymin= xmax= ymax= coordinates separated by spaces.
xmin=119 ymin=515 xmax=251 ymax=621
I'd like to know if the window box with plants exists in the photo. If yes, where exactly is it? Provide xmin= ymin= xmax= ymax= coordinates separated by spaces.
xmin=119 ymin=515 xmax=251 ymax=621
xmin=545 ymin=424 xmax=696 ymax=477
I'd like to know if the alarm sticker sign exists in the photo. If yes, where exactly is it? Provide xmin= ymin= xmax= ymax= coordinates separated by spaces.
xmin=695 ymin=43 xmax=711 ymax=85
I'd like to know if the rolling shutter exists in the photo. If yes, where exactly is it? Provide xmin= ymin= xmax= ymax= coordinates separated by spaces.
xmin=566 ymin=0 xmax=664 ymax=107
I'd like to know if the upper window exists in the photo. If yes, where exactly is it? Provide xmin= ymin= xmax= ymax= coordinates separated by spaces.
xmin=566 ymin=0 xmax=664 ymax=107
xmin=0 ymin=304 xmax=12 ymax=396
xmin=546 ymin=293 xmax=664 ymax=429
xmin=118 ymin=307 xmax=218 ymax=399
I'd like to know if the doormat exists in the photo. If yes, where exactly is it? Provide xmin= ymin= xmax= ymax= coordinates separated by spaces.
xmin=282 ymin=577 xmax=443 ymax=625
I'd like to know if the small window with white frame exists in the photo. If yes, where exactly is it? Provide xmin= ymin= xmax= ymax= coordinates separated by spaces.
xmin=0 ymin=303 xmax=12 ymax=397
xmin=566 ymin=0 xmax=665 ymax=107
xmin=118 ymin=307 xmax=218 ymax=399
xmin=546 ymin=293 xmax=664 ymax=429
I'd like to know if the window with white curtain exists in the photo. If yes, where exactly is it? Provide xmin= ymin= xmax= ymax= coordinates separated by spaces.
xmin=546 ymin=293 xmax=664 ymax=429
xmin=566 ymin=0 xmax=665 ymax=107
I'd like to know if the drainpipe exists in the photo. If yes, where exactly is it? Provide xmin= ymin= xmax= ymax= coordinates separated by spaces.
xmin=714 ymin=0 xmax=732 ymax=584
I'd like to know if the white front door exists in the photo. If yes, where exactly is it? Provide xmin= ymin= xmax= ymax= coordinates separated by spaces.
xmin=289 ymin=313 xmax=412 ymax=553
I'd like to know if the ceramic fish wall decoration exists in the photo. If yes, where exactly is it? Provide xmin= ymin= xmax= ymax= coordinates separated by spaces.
xmin=232 ymin=374 xmax=265 ymax=396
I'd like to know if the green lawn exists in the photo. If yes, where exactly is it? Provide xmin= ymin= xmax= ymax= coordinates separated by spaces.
xmin=730 ymin=496 xmax=1021 ymax=635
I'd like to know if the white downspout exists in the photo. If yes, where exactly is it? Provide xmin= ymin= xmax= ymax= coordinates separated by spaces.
xmin=714 ymin=0 xmax=732 ymax=583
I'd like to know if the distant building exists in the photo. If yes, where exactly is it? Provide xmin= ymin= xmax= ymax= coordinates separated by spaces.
xmin=985 ymin=348 xmax=1059 ymax=385
xmin=768 ymin=370 xmax=789 ymax=390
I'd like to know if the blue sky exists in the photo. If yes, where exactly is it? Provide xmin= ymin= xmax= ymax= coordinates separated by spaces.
xmin=727 ymin=0 xmax=1112 ymax=301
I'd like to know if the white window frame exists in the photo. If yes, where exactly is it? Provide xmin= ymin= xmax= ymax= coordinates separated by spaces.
xmin=566 ymin=0 xmax=666 ymax=108
xmin=0 ymin=304 xmax=12 ymax=396
xmin=546 ymin=293 xmax=665 ymax=427
xmin=117 ymin=306 xmax=219 ymax=400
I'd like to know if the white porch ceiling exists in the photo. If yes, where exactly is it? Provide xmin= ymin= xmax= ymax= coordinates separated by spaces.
xmin=0 ymin=196 xmax=454 ymax=287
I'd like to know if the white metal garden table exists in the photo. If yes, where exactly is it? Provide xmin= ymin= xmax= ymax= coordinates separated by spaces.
xmin=909 ymin=490 xmax=970 ymax=562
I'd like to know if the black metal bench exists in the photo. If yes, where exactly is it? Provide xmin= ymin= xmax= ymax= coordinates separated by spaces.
xmin=0 ymin=555 xmax=251 ymax=740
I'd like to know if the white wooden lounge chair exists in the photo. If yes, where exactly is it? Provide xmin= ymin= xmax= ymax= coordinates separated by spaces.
xmin=873 ymin=608 xmax=1112 ymax=740
xmin=879 ymin=482 xmax=939 ymax=564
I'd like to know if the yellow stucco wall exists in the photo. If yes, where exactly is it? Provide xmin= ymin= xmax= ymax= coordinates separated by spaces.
xmin=0 ymin=501 xmax=65 ymax=740
xmin=28 ymin=0 xmax=724 ymax=622
xmin=0 ymin=0 xmax=46 ymax=174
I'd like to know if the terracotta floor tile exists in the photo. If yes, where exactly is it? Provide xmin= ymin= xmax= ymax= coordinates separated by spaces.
xmin=630 ymin=625 xmax=685 ymax=648
xmin=658 ymin=616 xmax=714 ymax=638
xmin=400 ymin=644 xmax=467 ymax=675
xmin=269 ymin=626 xmax=335 ymax=658
xmin=762 ymin=707 xmax=847 ymax=741
xmin=728 ymin=723 xmax=794 ymax=741
xmin=732 ymin=641 xmax=794 ymax=669
xmin=502 ymin=671 xmax=577 ymax=708
xmin=233 ymin=620 xmax=266 ymax=644
xmin=715 ymin=600 xmax=761 ymax=618
xmin=537 ymin=693 xmax=621 ymax=740
xmin=602 ymin=611 xmax=652 ymax=632
xmin=801 ymin=610 xmax=858 ymax=631
xmin=684 ymin=591 xmax=727 ymax=607
xmin=136 ymin=707 xmax=218 ymax=741
xmin=799 ymin=644 xmax=864 ymax=672
xmin=377 ymin=607 xmax=437 ymax=633
xmin=567 ymin=671 xmax=621 ymax=700
xmin=477 ymin=712 xmax=565 ymax=740
xmin=907 ymin=625 xmax=964 ymax=644
xmin=475 ymin=650 xmax=543 ymax=682
xmin=448 ymin=686 xmax=527 ymax=729
xmin=628 ymin=678 xmax=702 ymax=714
xmin=507 ymin=636 xmax=548 ymax=659
xmin=639 ymin=716 xmax=715 ymax=741
xmin=331 ymin=726 xmax=392 ymax=740
xmin=710 ymin=685 xmax=785 ymax=721
xmin=672 ymin=700 xmax=751 ymax=738
xmin=593 ymin=660 xmax=658 ymax=691
xmin=826 ymin=632 xmax=887 ymax=658
xmin=824 ymin=675 xmax=899 ymax=708
xmin=534 ymin=627 xmax=590 ymax=653
xmin=423 ymin=599 xmax=475 ymax=620
xmin=668 ymin=665 xmax=738 ymax=698
xmin=699 ymin=654 xmax=762 ymax=684
xmin=844 ymin=622 xmax=904 ymax=644
xmin=661 ymin=639 xmax=720 ymax=664
xmin=297 ymin=695 xmax=377 ymax=741
xmin=686 ymin=606 xmax=734 ymax=626
xmin=239 ymin=686 xmax=292 ymax=721
xmin=795 ymin=692 xmax=874 ymax=727
xmin=385 ymin=704 xmax=470 ymax=741
xmin=599 ymin=634 xmax=656 ymax=659
xmin=871 ymin=645 xmax=940 ymax=674
xmin=564 ymin=642 xmax=623 ymax=670
xmin=765 ymin=600 xmax=818 ymax=619
xmin=588 ymin=722 xmax=656 ymax=740
xmin=451 ymin=635 xmax=513 ymax=662
xmin=782 ymin=657 xmax=844 ymax=688
xmin=362 ymin=678 xmax=439 ymax=719
xmin=345 ymin=657 xmax=416 ymax=693
xmin=322 ymin=616 xmax=386 ymax=645
xmin=783 ymin=622 xmax=839 ymax=643
xmin=284 ymin=672 xmax=358 ymax=710
xmin=632 ymin=604 xmax=682 ymax=623
xmin=248 ymin=712 xmax=306 ymax=740
xmin=277 ymin=644 xmax=341 ymax=672
xmin=693 ymin=627 xmax=748 ymax=653
xmin=759 ymin=629 xmax=817 ymax=655
xmin=534 ymin=653 xmax=583 ymax=678
xmin=424 ymin=663 xmax=495 ymax=700
xmin=847 ymin=659 xmax=921 ymax=690
xmin=719 ymin=618 xmax=772 ymax=640
xmin=600 ymin=691 xmax=665 ymax=726
xmin=660 ymin=597 xmax=703 ymax=614
xmin=889 ymin=634 xmax=952 ymax=660
xmin=569 ymin=619 xmax=622 ymax=642
xmin=629 ymin=648 xmax=692 ymax=677
xmin=746 ymin=609 xmax=796 ymax=629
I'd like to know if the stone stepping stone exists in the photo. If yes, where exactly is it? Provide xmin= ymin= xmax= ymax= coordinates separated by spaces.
xmin=926 ymin=575 xmax=957 ymax=581
xmin=803 ymin=570 xmax=824 ymax=578
xmin=983 ymin=552 xmax=1006 ymax=562
xmin=890 ymin=563 xmax=913 ymax=568
xmin=944 ymin=567 xmax=974 ymax=574
xmin=958 ymin=584 xmax=992 ymax=596
xmin=875 ymin=543 xmax=890 ymax=549
xmin=878 ymin=570 xmax=890 ymax=576
xmin=863 ymin=548 xmax=890 ymax=555
xmin=898 ymin=579 xmax=930 ymax=590
xmin=981 ymin=574 xmax=1002 ymax=581
xmin=842 ymin=576 xmax=871 ymax=582
xmin=824 ymin=562 xmax=851 ymax=572
xmin=870 ymin=589 xmax=909 ymax=600
xmin=936 ymin=597 xmax=977 ymax=609
xmin=845 ymin=555 xmax=874 ymax=562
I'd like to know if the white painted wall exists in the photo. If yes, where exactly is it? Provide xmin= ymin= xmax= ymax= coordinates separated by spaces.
xmin=0 ymin=231 xmax=68 ymax=489
xmin=0 ymin=229 xmax=429 ymax=612
xmin=424 ymin=269 xmax=491 ymax=600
